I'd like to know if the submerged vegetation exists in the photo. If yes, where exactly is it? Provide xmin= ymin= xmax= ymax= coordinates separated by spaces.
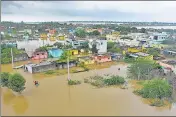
xmin=84 ymin=75 xmax=126 ymax=88
xmin=68 ymin=79 xmax=81 ymax=85
xmin=133 ymin=79 xmax=173 ymax=107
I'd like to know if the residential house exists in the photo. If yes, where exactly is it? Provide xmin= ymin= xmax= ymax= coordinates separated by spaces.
xmin=129 ymin=52 xmax=153 ymax=60
xmin=24 ymin=29 xmax=32 ymax=35
xmin=89 ymin=38 xmax=107 ymax=54
xmin=149 ymin=32 xmax=168 ymax=44
xmin=55 ymin=60 xmax=77 ymax=69
xmin=24 ymin=60 xmax=77 ymax=74
xmin=158 ymin=60 xmax=176 ymax=74
xmin=57 ymin=35 xmax=65 ymax=40
xmin=32 ymin=51 xmax=48 ymax=60
xmin=93 ymin=54 xmax=112 ymax=63
xmin=106 ymin=34 xmax=120 ymax=42
xmin=78 ymin=56 xmax=95 ymax=65
xmin=14 ymin=53 xmax=29 ymax=62
xmin=48 ymin=48 xmax=63 ymax=58
xmin=118 ymin=37 xmax=140 ymax=47
xmin=163 ymin=49 xmax=176 ymax=58
xmin=69 ymin=49 xmax=79 ymax=55
xmin=24 ymin=61 xmax=56 ymax=73
xmin=127 ymin=46 xmax=146 ymax=53
xmin=110 ymin=53 xmax=123 ymax=61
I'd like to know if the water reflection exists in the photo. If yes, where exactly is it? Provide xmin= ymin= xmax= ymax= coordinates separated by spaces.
xmin=2 ymin=89 xmax=15 ymax=105
xmin=2 ymin=62 xmax=176 ymax=116
xmin=2 ymin=89 xmax=29 ymax=114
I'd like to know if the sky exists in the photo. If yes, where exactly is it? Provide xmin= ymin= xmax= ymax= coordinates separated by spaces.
xmin=2 ymin=1 xmax=176 ymax=22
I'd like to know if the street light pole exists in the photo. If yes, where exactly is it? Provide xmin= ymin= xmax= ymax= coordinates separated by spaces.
xmin=138 ymin=67 xmax=140 ymax=80
xmin=67 ymin=50 xmax=70 ymax=81
xmin=11 ymin=48 xmax=14 ymax=68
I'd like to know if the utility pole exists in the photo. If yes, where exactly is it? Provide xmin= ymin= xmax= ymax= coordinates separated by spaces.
xmin=138 ymin=67 xmax=140 ymax=80
xmin=67 ymin=50 xmax=70 ymax=81
xmin=11 ymin=48 xmax=14 ymax=68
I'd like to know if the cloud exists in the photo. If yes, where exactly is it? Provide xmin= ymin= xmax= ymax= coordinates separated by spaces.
xmin=2 ymin=1 xmax=176 ymax=22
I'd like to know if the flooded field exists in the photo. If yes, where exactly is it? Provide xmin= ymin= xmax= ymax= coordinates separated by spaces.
xmin=1 ymin=61 xmax=176 ymax=116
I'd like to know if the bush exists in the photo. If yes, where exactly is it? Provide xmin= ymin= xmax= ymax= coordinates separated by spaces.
xmin=68 ymin=80 xmax=81 ymax=85
xmin=90 ymin=80 xmax=105 ymax=88
xmin=104 ymin=75 xmax=125 ymax=85
xmin=0 ymin=72 xmax=10 ymax=87
xmin=8 ymin=73 xmax=26 ymax=93
xmin=150 ymin=99 xmax=165 ymax=107
xmin=84 ymin=78 xmax=90 ymax=83
xmin=135 ymin=79 xmax=172 ymax=99
xmin=45 ymin=70 xmax=55 ymax=74
xmin=90 ymin=75 xmax=104 ymax=80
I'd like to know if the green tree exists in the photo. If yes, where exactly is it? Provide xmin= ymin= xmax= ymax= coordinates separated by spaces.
xmin=0 ymin=72 xmax=10 ymax=87
xmin=60 ymin=50 xmax=71 ymax=60
xmin=4 ymin=33 xmax=11 ymax=40
xmin=140 ymin=28 xmax=146 ymax=33
xmin=91 ymin=44 xmax=98 ymax=54
xmin=1 ymin=47 xmax=23 ymax=64
xmin=136 ymin=79 xmax=172 ymax=99
xmin=53 ymin=42 xmax=64 ymax=49
xmin=127 ymin=59 xmax=156 ymax=80
xmin=63 ymin=44 xmax=73 ymax=49
xmin=75 ymin=28 xmax=86 ymax=38
xmin=92 ymin=30 xmax=100 ymax=36
xmin=107 ymin=42 xmax=121 ymax=53
xmin=107 ymin=42 xmax=116 ymax=50
xmin=35 ymin=46 xmax=47 ymax=52
xmin=147 ymin=48 xmax=160 ymax=57
xmin=8 ymin=73 xmax=26 ymax=93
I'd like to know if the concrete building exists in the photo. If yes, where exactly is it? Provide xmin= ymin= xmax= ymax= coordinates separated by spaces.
xmin=149 ymin=32 xmax=168 ymax=44
xmin=88 ymin=38 xmax=107 ymax=54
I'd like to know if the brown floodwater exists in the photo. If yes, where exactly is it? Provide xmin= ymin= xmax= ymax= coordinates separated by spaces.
xmin=1 ymin=61 xmax=176 ymax=116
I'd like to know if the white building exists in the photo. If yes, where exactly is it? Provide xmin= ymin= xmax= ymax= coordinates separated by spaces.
xmin=149 ymin=32 xmax=168 ymax=44
xmin=118 ymin=38 xmax=140 ymax=47
xmin=89 ymin=39 xmax=107 ymax=54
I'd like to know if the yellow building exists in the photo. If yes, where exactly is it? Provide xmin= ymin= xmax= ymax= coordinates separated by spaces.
xmin=112 ymin=31 xmax=120 ymax=36
xmin=70 ymin=50 xmax=79 ymax=55
xmin=78 ymin=56 xmax=95 ymax=65
xmin=58 ymin=36 xmax=65 ymax=40
xmin=49 ymin=36 xmax=56 ymax=41
xmin=40 ymin=34 xmax=47 ymax=40
xmin=127 ymin=47 xmax=146 ymax=53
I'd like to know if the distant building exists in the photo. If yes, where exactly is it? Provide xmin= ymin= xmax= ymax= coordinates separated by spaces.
xmin=24 ymin=29 xmax=32 ymax=35
xmin=78 ymin=56 xmax=95 ymax=65
xmin=128 ymin=52 xmax=153 ymax=60
xmin=89 ymin=38 xmax=107 ymax=54
xmin=118 ymin=38 xmax=140 ymax=47
xmin=93 ymin=54 xmax=112 ymax=63
xmin=32 ymin=51 xmax=48 ymax=60
xmin=106 ymin=34 xmax=120 ymax=42
xmin=149 ymin=32 xmax=168 ymax=44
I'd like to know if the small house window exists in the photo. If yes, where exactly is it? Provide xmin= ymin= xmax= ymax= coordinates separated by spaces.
xmin=99 ymin=59 xmax=101 ymax=60
xmin=42 ymin=53 xmax=44 ymax=55
xmin=37 ymin=54 xmax=39 ymax=55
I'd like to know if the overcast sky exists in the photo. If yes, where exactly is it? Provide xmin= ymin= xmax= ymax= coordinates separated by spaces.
xmin=2 ymin=1 xmax=176 ymax=22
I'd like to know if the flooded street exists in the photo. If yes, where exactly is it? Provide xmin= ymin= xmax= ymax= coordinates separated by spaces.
xmin=1 ymin=62 xmax=176 ymax=116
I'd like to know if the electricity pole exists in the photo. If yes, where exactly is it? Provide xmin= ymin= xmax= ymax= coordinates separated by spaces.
xmin=11 ymin=48 xmax=14 ymax=68
xmin=67 ymin=50 xmax=70 ymax=81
